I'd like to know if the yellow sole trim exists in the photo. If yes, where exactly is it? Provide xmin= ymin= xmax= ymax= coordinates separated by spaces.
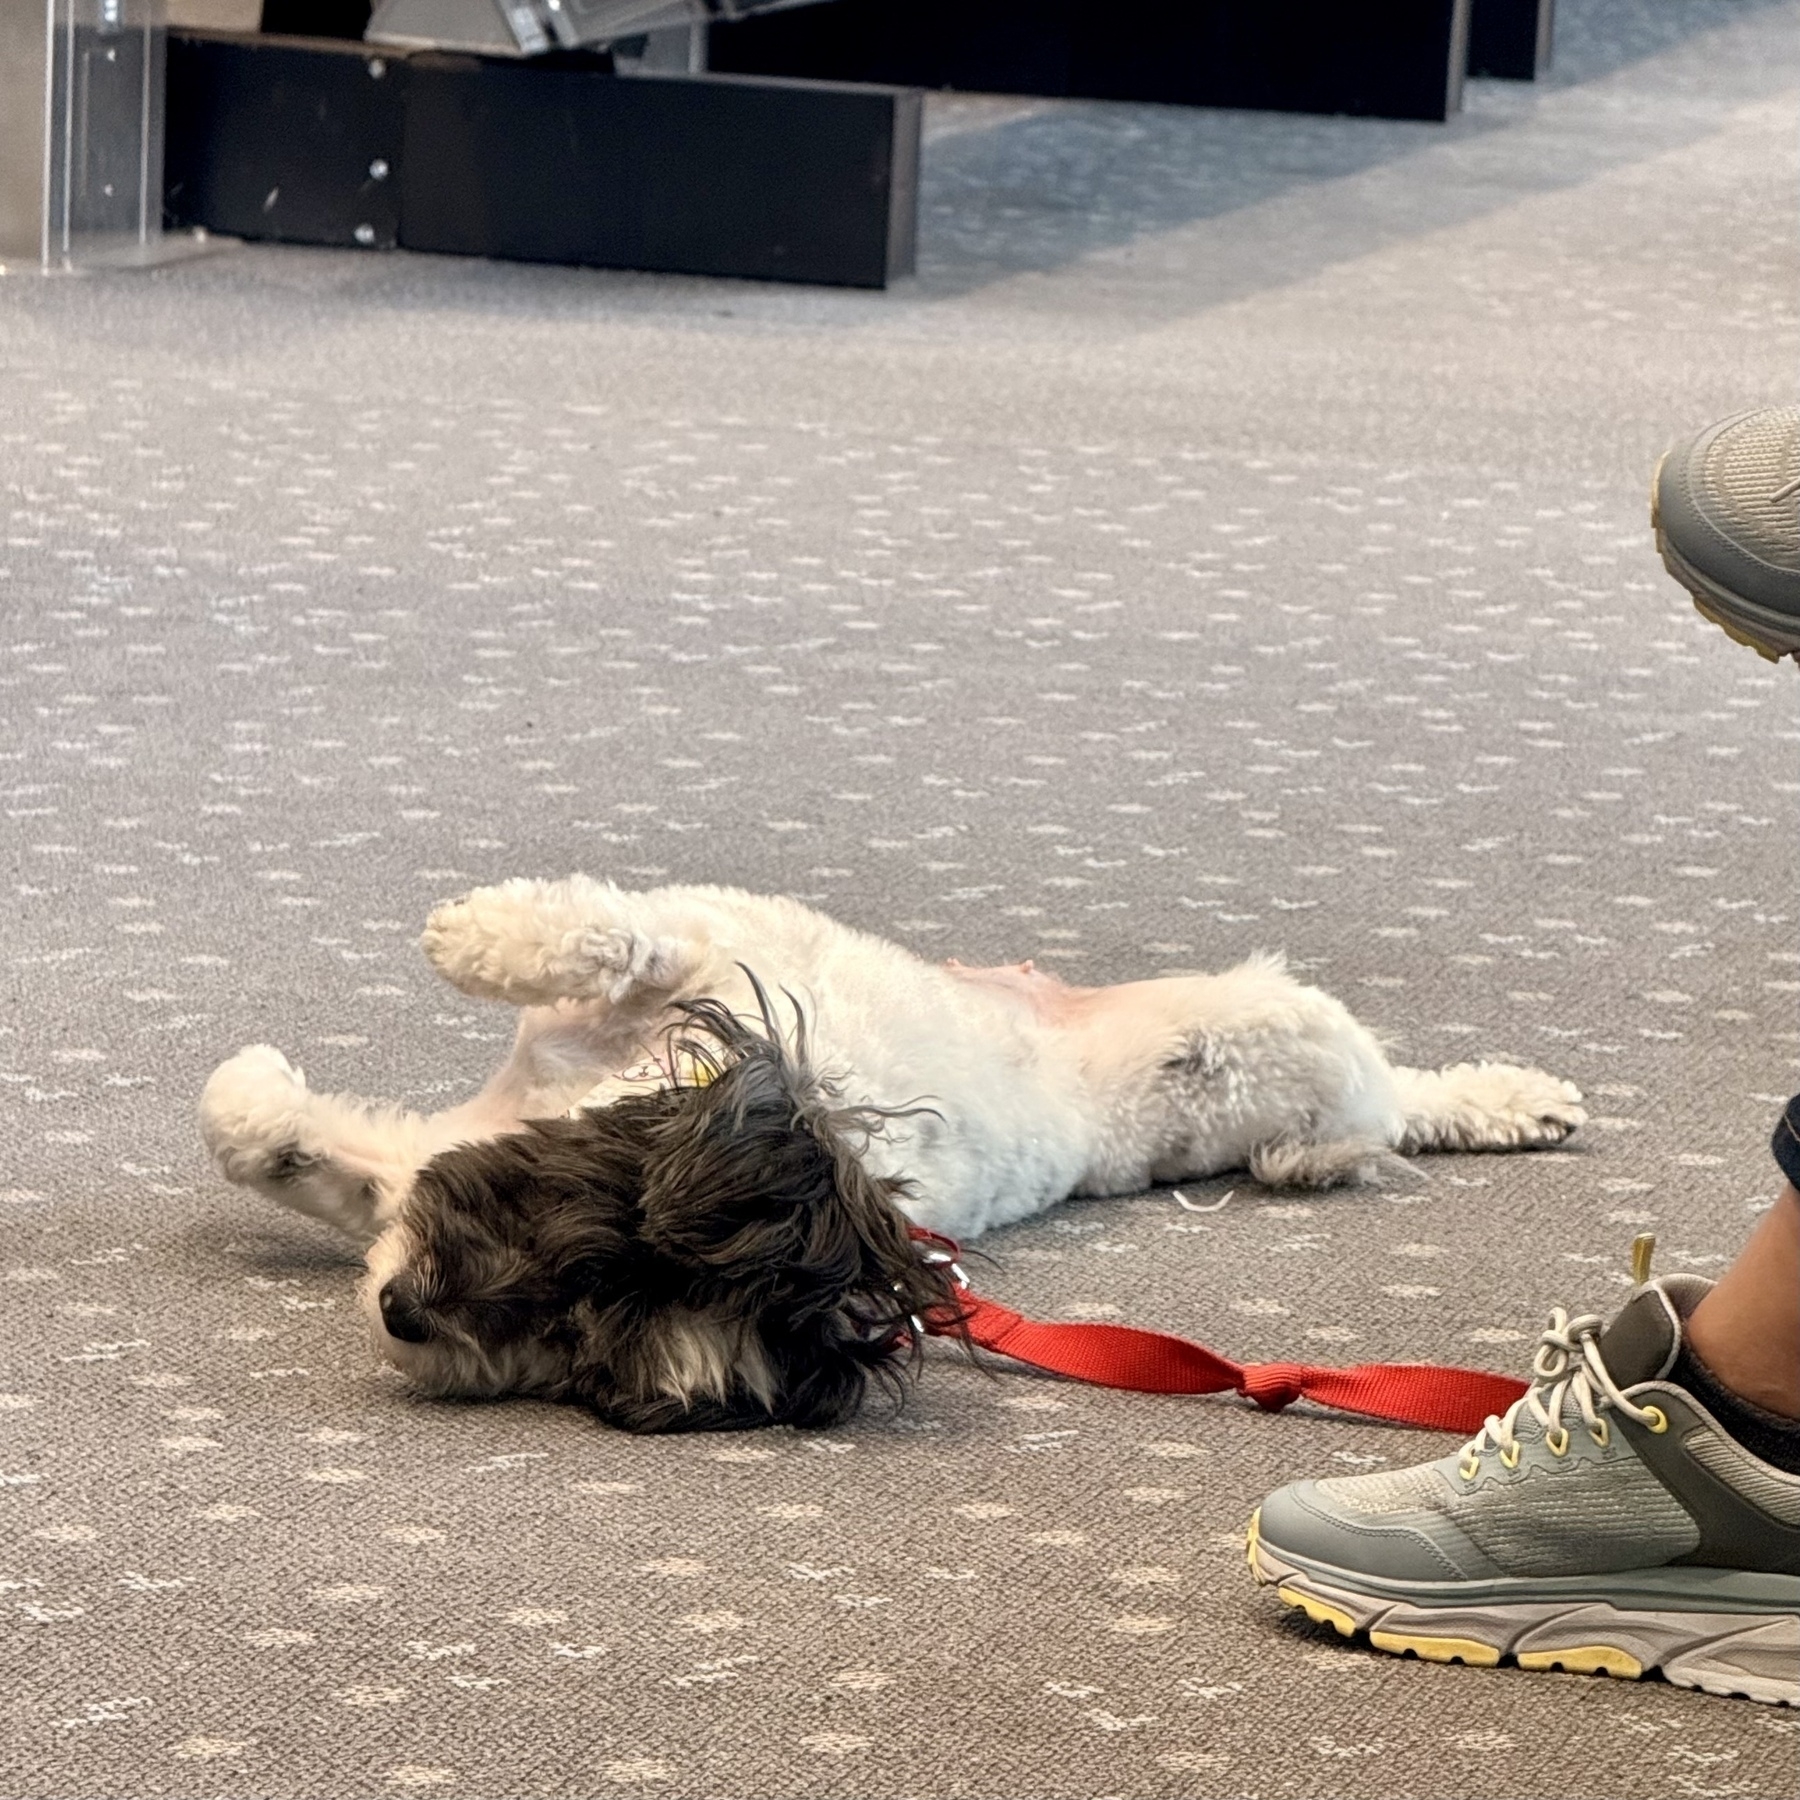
xmin=1516 ymin=1645 xmax=1644 ymax=1679
xmin=1690 ymin=594 xmax=1785 ymax=663
xmin=1276 ymin=1584 xmax=1357 ymax=1638
xmin=1245 ymin=1510 xmax=1262 ymax=1580
xmin=1369 ymin=1629 xmax=1501 ymax=1667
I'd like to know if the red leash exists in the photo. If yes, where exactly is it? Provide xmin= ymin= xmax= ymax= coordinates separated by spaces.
xmin=910 ymin=1229 xmax=1526 ymax=1435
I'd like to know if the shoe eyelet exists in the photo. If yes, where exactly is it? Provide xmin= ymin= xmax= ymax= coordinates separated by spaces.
xmin=1458 ymin=1455 xmax=1480 ymax=1482
xmin=1546 ymin=1427 xmax=1570 ymax=1457
xmin=1499 ymin=1443 xmax=1520 ymax=1470
xmin=1641 ymin=1404 xmax=1668 ymax=1435
xmin=1589 ymin=1419 xmax=1610 ymax=1449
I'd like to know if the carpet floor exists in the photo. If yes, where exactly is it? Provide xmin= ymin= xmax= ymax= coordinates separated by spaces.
xmin=2 ymin=2 xmax=1797 ymax=1794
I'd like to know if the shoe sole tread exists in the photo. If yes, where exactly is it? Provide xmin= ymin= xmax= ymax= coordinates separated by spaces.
xmin=1247 ymin=1509 xmax=1800 ymax=1706
xmin=1652 ymin=453 xmax=1800 ymax=662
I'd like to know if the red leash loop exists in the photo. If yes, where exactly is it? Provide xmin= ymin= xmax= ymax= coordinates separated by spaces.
xmin=909 ymin=1226 xmax=1526 ymax=1435
xmin=1240 ymin=1363 xmax=1306 ymax=1413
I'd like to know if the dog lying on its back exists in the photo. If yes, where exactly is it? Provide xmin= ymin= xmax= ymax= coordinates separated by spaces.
xmin=199 ymin=876 xmax=1585 ymax=1432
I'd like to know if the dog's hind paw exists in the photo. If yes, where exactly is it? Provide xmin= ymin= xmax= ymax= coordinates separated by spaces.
xmin=1496 ymin=1069 xmax=1587 ymax=1145
xmin=1460 ymin=1065 xmax=1586 ymax=1148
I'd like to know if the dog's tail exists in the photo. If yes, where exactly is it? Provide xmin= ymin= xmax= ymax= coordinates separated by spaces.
xmin=1389 ymin=1062 xmax=1586 ymax=1155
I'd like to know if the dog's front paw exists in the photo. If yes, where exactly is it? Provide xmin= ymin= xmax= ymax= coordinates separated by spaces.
xmin=199 ymin=1045 xmax=312 ymax=1185
xmin=420 ymin=890 xmax=478 ymax=976
xmin=421 ymin=878 xmax=575 ymax=1003
xmin=422 ymin=879 xmax=692 ymax=1006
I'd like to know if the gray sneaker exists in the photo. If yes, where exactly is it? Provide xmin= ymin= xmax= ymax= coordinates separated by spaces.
xmin=1247 ymin=1274 xmax=1800 ymax=1704
xmin=1653 ymin=404 xmax=1800 ymax=661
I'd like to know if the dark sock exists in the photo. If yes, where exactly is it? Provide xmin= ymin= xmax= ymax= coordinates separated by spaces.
xmin=1669 ymin=1344 xmax=1800 ymax=1476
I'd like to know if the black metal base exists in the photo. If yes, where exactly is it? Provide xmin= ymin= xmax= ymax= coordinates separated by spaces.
xmin=1468 ymin=0 xmax=1554 ymax=80
xmin=164 ymin=30 xmax=919 ymax=287
xmin=710 ymin=0 xmax=1473 ymax=124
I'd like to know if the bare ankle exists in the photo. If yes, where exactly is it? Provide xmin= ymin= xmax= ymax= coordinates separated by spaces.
xmin=1683 ymin=1186 xmax=1800 ymax=1421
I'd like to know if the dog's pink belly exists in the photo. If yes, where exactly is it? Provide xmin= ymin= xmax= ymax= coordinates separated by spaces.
xmin=942 ymin=958 xmax=1094 ymax=1025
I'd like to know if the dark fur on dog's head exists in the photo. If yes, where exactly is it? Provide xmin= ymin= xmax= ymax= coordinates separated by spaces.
xmin=369 ymin=985 xmax=961 ymax=1433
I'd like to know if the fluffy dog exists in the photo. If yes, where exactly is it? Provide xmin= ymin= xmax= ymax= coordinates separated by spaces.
xmin=199 ymin=876 xmax=1585 ymax=1431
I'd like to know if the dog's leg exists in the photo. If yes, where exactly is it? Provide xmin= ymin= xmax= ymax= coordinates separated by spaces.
xmin=1236 ymin=1061 xmax=1585 ymax=1189
xmin=199 ymin=1046 xmax=430 ymax=1246
xmin=1070 ymin=958 xmax=1585 ymax=1196
xmin=1389 ymin=1063 xmax=1587 ymax=1154
xmin=199 ymin=1006 xmax=647 ymax=1244
xmin=420 ymin=876 xmax=709 ymax=1009
xmin=460 ymin=1001 xmax=667 ymax=1121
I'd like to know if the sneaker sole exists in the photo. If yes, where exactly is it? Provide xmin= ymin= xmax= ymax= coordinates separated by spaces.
xmin=1652 ymin=451 xmax=1800 ymax=663
xmin=1247 ymin=1509 xmax=1800 ymax=1706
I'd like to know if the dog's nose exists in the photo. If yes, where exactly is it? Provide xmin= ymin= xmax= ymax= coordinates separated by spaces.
xmin=378 ymin=1279 xmax=433 ymax=1344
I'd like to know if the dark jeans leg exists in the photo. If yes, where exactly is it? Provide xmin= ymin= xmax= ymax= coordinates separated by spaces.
xmin=1773 ymin=1097 xmax=1800 ymax=1190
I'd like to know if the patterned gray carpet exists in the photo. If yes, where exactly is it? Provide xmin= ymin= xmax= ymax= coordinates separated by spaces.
xmin=3 ymin=3 xmax=1798 ymax=1794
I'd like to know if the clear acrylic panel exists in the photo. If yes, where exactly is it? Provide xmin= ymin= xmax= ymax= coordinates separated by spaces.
xmin=44 ymin=0 xmax=168 ymax=269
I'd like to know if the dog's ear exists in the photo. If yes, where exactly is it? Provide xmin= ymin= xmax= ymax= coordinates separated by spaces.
xmin=637 ymin=1040 xmax=926 ymax=1316
xmin=515 ymin=1108 xmax=655 ymax=1299
xmin=639 ymin=1000 xmax=958 ymax=1398
xmin=576 ymin=992 xmax=960 ymax=1434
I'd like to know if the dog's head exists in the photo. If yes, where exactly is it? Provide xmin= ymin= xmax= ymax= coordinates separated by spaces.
xmin=363 ymin=993 xmax=959 ymax=1432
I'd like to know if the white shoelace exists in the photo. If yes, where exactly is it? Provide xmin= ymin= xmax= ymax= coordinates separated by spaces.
xmin=1459 ymin=1307 xmax=1665 ymax=1475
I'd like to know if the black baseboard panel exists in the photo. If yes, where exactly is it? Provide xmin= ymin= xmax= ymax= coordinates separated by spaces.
xmin=166 ymin=34 xmax=405 ymax=248
xmin=400 ymin=56 xmax=916 ymax=287
xmin=710 ymin=0 xmax=1472 ymax=124
xmin=164 ymin=30 xmax=919 ymax=287
xmin=1468 ymin=0 xmax=1554 ymax=79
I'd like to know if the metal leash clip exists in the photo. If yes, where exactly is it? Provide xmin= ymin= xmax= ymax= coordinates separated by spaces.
xmin=918 ymin=1247 xmax=971 ymax=1290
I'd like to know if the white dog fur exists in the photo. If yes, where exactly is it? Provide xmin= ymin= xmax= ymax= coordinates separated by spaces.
xmin=201 ymin=875 xmax=1586 ymax=1274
